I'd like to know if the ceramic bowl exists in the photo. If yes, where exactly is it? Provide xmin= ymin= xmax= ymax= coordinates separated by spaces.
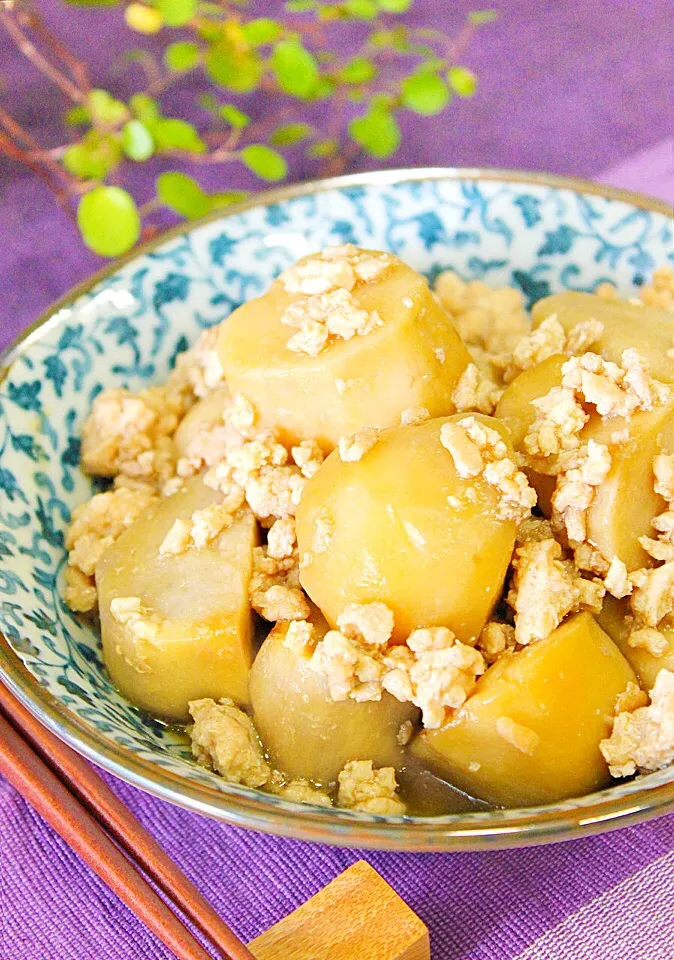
xmin=2 ymin=168 xmax=673 ymax=851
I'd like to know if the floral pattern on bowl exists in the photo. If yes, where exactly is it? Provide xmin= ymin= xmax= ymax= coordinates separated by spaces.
xmin=1 ymin=169 xmax=673 ymax=849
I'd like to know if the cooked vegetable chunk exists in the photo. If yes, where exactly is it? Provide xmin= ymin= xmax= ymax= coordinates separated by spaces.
xmin=533 ymin=292 xmax=674 ymax=384
xmin=584 ymin=405 xmax=674 ymax=571
xmin=496 ymin=356 xmax=674 ymax=571
xmin=411 ymin=612 xmax=637 ymax=806
xmin=217 ymin=247 xmax=471 ymax=450
xmin=597 ymin=596 xmax=674 ymax=690
xmin=249 ymin=616 xmax=418 ymax=784
xmin=495 ymin=354 xmax=567 ymax=462
xmin=173 ymin=385 xmax=234 ymax=458
xmin=296 ymin=415 xmax=530 ymax=641
xmin=97 ymin=476 xmax=258 ymax=720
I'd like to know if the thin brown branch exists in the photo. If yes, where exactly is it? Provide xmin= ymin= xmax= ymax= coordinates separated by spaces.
xmin=0 ymin=103 xmax=40 ymax=150
xmin=0 ymin=103 xmax=75 ymax=186
xmin=181 ymin=147 xmax=237 ymax=164
xmin=15 ymin=6 xmax=91 ymax=93
xmin=319 ymin=138 xmax=362 ymax=178
xmin=0 ymin=6 xmax=85 ymax=103
xmin=199 ymin=104 xmax=298 ymax=162
xmin=443 ymin=20 xmax=477 ymax=65
xmin=0 ymin=130 xmax=77 ymax=221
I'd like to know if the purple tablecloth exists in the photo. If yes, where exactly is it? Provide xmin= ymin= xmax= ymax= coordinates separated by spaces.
xmin=1 ymin=2 xmax=673 ymax=958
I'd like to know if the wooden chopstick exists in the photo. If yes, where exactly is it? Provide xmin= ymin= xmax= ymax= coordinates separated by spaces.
xmin=0 ymin=684 xmax=256 ymax=960
xmin=0 ymin=709 xmax=217 ymax=960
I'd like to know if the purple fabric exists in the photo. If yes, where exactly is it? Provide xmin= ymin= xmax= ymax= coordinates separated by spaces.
xmin=2 ymin=2 xmax=674 ymax=958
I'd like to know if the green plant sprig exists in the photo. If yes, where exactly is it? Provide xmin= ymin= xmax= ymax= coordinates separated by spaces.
xmin=0 ymin=0 xmax=495 ymax=257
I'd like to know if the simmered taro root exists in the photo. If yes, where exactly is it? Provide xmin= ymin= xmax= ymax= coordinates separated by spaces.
xmin=496 ymin=353 xmax=674 ymax=571
xmin=172 ymin=385 xmax=244 ymax=478
xmin=63 ymin=254 xmax=674 ymax=816
xmin=97 ymin=476 xmax=258 ymax=720
xmin=296 ymin=414 xmax=534 ymax=641
xmin=217 ymin=246 xmax=471 ymax=450
xmin=598 ymin=596 xmax=674 ymax=691
xmin=495 ymin=354 xmax=567 ymax=462
xmin=411 ymin=613 xmax=637 ymax=806
xmin=173 ymin=385 xmax=233 ymax=457
xmin=249 ymin=616 xmax=418 ymax=784
xmin=532 ymin=291 xmax=674 ymax=384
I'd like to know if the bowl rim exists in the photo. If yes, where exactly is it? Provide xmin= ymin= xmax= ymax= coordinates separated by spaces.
xmin=2 ymin=165 xmax=674 ymax=852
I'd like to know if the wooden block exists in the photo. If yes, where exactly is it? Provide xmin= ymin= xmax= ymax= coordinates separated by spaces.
xmin=248 ymin=860 xmax=430 ymax=960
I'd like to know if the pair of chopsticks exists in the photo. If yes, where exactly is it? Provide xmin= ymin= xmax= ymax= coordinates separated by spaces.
xmin=0 ymin=681 xmax=256 ymax=960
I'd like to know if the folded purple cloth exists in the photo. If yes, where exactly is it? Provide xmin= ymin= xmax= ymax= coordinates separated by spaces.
xmin=2 ymin=768 xmax=673 ymax=960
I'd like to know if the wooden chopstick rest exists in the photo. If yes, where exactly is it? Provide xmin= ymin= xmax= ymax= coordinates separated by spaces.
xmin=248 ymin=860 xmax=430 ymax=960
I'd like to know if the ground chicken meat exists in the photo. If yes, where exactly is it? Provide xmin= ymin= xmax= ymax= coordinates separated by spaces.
xmin=433 ymin=271 xmax=530 ymax=380
xmin=188 ymin=698 xmax=271 ymax=787
xmin=508 ymin=538 xmax=605 ymax=645
xmin=637 ymin=266 xmax=674 ymax=313
xmin=80 ymin=386 xmax=181 ymax=487
xmin=337 ymin=760 xmax=406 ymax=815
xmin=65 ymin=485 xmax=157 ymax=613
xmin=309 ymin=615 xmax=485 ymax=729
xmin=171 ymin=326 xmax=226 ymax=400
xmin=440 ymin=417 xmax=536 ymax=523
xmin=600 ymin=669 xmax=674 ymax=777
xmin=451 ymin=363 xmax=502 ymax=415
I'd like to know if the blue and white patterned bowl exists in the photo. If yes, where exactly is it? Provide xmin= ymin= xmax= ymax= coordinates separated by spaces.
xmin=2 ymin=169 xmax=673 ymax=850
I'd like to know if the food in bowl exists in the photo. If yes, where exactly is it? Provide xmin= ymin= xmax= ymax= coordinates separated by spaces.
xmin=62 ymin=245 xmax=674 ymax=815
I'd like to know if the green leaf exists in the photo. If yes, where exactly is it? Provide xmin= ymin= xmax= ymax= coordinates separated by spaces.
xmin=308 ymin=138 xmax=338 ymax=157
xmin=77 ymin=187 xmax=140 ymax=257
xmin=87 ymin=89 xmax=129 ymax=126
xmin=62 ymin=131 xmax=121 ymax=179
xmin=468 ymin=9 xmax=497 ymax=24
xmin=239 ymin=144 xmax=288 ymax=181
xmin=349 ymin=106 xmax=401 ymax=157
xmin=219 ymin=104 xmax=250 ymax=128
xmin=401 ymin=72 xmax=450 ymax=114
xmin=196 ymin=18 xmax=220 ymax=40
xmin=343 ymin=0 xmax=378 ymax=19
xmin=153 ymin=118 xmax=206 ymax=153
xmin=62 ymin=144 xmax=94 ymax=179
xmin=164 ymin=41 xmax=200 ymax=71
xmin=270 ymin=122 xmax=311 ymax=146
xmin=242 ymin=18 xmax=281 ymax=46
xmin=447 ymin=66 xmax=477 ymax=97
xmin=369 ymin=25 xmax=409 ymax=50
xmin=125 ymin=3 xmax=163 ymax=32
xmin=271 ymin=40 xmax=319 ymax=97
xmin=65 ymin=0 xmax=119 ymax=6
xmin=376 ymin=0 xmax=411 ymax=10
xmin=157 ymin=171 xmax=210 ymax=218
xmin=210 ymin=190 xmax=249 ymax=208
xmin=65 ymin=105 xmax=90 ymax=127
xmin=152 ymin=0 xmax=196 ymax=27
xmin=129 ymin=93 xmax=160 ymax=122
xmin=370 ymin=92 xmax=396 ymax=110
xmin=121 ymin=120 xmax=154 ymax=161
xmin=338 ymin=56 xmax=376 ymax=84
xmin=285 ymin=0 xmax=316 ymax=9
xmin=205 ymin=47 xmax=262 ymax=92
xmin=311 ymin=76 xmax=337 ymax=99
